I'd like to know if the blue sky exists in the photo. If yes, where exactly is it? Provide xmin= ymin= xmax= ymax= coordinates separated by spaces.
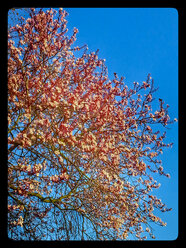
xmin=8 ymin=7 xmax=178 ymax=240
xmin=64 ymin=7 xmax=178 ymax=240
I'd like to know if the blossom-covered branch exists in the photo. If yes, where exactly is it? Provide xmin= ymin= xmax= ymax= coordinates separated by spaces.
xmin=8 ymin=8 xmax=177 ymax=240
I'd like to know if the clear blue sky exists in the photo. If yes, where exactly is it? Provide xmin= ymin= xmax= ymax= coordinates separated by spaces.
xmin=64 ymin=7 xmax=178 ymax=240
xmin=8 ymin=7 xmax=178 ymax=240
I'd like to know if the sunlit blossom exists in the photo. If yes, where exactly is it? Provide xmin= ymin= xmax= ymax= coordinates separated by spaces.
xmin=8 ymin=7 xmax=176 ymax=241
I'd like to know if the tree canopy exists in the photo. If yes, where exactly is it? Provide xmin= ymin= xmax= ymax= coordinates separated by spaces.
xmin=8 ymin=8 xmax=177 ymax=240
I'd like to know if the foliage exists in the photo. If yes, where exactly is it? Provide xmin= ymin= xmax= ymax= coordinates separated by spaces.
xmin=8 ymin=8 xmax=177 ymax=240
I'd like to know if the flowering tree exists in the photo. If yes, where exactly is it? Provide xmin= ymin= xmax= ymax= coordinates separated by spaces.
xmin=8 ymin=8 xmax=177 ymax=240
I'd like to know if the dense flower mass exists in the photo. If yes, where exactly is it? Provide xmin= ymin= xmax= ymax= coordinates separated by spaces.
xmin=8 ymin=8 xmax=176 ymax=240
